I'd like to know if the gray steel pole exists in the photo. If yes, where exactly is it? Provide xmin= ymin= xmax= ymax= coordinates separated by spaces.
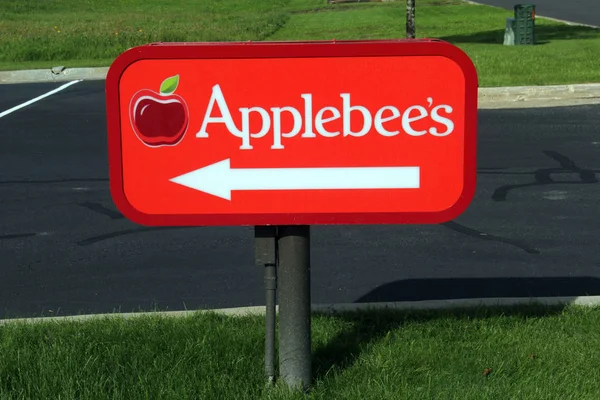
xmin=254 ymin=226 xmax=278 ymax=384
xmin=264 ymin=262 xmax=277 ymax=383
xmin=277 ymin=225 xmax=312 ymax=391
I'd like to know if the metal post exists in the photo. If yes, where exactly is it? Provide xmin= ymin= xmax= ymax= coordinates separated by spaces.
xmin=406 ymin=0 xmax=416 ymax=39
xmin=265 ymin=263 xmax=277 ymax=383
xmin=277 ymin=225 xmax=312 ymax=391
xmin=254 ymin=226 xmax=278 ymax=384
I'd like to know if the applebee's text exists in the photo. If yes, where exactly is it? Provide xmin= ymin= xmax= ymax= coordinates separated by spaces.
xmin=196 ymin=84 xmax=456 ymax=150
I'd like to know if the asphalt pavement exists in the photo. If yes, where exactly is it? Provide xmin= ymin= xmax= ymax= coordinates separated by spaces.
xmin=471 ymin=0 xmax=599 ymax=27
xmin=1 ymin=81 xmax=600 ymax=319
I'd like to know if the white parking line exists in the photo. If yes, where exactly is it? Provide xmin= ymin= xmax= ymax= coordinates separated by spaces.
xmin=0 ymin=79 xmax=82 ymax=119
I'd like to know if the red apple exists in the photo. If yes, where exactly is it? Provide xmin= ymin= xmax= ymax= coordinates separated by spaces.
xmin=129 ymin=75 xmax=189 ymax=147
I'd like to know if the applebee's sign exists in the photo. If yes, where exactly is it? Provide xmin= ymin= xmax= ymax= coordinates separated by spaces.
xmin=106 ymin=39 xmax=478 ymax=227
xmin=195 ymin=84 xmax=456 ymax=151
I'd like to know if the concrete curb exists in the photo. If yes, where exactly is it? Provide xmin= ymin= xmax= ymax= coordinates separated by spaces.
xmin=2 ymin=67 xmax=600 ymax=108
xmin=2 ymin=296 xmax=599 ymax=325
xmin=0 ymin=67 xmax=109 ymax=85
xmin=477 ymin=83 xmax=600 ymax=109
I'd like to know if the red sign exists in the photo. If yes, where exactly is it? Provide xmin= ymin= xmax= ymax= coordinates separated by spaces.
xmin=106 ymin=39 xmax=478 ymax=226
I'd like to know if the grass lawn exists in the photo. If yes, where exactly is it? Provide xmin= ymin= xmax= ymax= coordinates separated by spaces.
xmin=1 ymin=0 xmax=599 ymax=86
xmin=0 ymin=0 xmax=289 ymax=72
xmin=1 ymin=305 xmax=600 ymax=399
xmin=272 ymin=1 xmax=600 ymax=87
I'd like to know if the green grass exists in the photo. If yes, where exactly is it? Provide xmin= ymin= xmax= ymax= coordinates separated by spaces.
xmin=0 ymin=0 xmax=289 ymax=68
xmin=1 ymin=0 xmax=600 ymax=86
xmin=2 ymin=305 xmax=600 ymax=399
xmin=269 ymin=0 xmax=600 ymax=86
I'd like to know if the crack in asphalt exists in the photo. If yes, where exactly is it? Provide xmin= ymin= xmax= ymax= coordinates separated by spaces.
xmin=79 ymin=202 xmax=124 ymax=220
xmin=0 ymin=233 xmax=36 ymax=240
xmin=0 ymin=178 xmax=108 ymax=185
xmin=77 ymin=227 xmax=195 ymax=246
xmin=441 ymin=221 xmax=540 ymax=255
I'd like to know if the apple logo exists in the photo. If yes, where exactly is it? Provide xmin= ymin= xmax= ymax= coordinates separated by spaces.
xmin=129 ymin=74 xmax=189 ymax=147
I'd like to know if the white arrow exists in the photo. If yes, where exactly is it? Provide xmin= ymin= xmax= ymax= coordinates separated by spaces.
xmin=170 ymin=159 xmax=420 ymax=200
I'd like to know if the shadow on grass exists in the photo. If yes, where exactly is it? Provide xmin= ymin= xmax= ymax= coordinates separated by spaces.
xmin=438 ymin=24 xmax=600 ymax=45
xmin=311 ymin=303 xmax=569 ymax=382
xmin=311 ymin=276 xmax=600 ymax=382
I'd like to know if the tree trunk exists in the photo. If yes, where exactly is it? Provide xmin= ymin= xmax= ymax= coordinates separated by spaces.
xmin=406 ymin=0 xmax=415 ymax=39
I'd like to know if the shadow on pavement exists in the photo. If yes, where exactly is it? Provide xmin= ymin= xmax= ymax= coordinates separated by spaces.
xmin=354 ymin=277 xmax=600 ymax=303
xmin=483 ymin=150 xmax=599 ymax=203
xmin=439 ymin=24 xmax=600 ymax=45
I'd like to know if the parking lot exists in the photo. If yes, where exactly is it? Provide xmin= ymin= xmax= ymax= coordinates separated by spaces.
xmin=1 ymin=80 xmax=600 ymax=318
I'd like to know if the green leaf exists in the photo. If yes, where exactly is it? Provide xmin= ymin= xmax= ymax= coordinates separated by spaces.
xmin=160 ymin=75 xmax=179 ymax=95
